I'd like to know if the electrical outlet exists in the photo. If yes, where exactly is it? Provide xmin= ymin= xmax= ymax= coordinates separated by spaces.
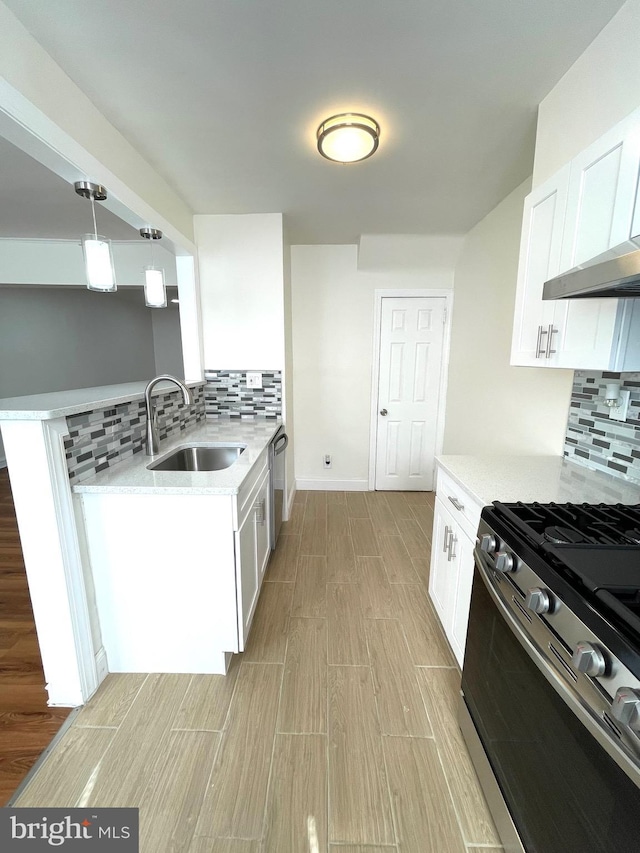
xmin=609 ymin=389 xmax=631 ymax=422
xmin=323 ymin=454 xmax=332 ymax=469
xmin=246 ymin=372 xmax=263 ymax=389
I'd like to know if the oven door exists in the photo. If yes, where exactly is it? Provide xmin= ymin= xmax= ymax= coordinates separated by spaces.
xmin=461 ymin=556 xmax=640 ymax=853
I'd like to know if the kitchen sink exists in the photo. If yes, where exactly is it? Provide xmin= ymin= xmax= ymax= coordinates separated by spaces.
xmin=147 ymin=444 xmax=246 ymax=472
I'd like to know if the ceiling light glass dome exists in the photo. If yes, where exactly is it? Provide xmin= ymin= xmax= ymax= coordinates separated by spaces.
xmin=316 ymin=113 xmax=380 ymax=163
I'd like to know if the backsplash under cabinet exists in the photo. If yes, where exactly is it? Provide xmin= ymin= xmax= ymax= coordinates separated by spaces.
xmin=565 ymin=371 xmax=640 ymax=484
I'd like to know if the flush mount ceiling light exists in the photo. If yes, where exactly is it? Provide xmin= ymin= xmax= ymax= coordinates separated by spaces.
xmin=140 ymin=227 xmax=167 ymax=308
xmin=316 ymin=113 xmax=380 ymax=163
xmin=74 ymin=181 xmax=117 ymax=292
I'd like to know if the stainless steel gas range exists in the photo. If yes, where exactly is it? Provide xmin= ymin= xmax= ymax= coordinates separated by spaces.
xmin=460 ymin=501 xmax=640 ymax=853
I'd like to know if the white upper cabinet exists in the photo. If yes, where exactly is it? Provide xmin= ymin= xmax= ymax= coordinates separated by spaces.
xmin=511 ymin=108 xmax=640 ymax=370
xmin=511 ymin=166 xmax=569 ymax=366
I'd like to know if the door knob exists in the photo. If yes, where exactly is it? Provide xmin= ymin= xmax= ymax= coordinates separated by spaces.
xmin=380 ymin=409 xmax=388 ymax=416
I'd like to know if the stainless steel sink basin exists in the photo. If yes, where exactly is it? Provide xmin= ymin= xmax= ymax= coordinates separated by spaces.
xmin=147 ymin=445 xmax=245 ymax=472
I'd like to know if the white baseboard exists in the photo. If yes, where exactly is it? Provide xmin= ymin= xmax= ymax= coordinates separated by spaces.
xmin=285 ymin=484 xmax=297 ymax=520
xmin=296 ymin=478 xmax=369 ymax=491
xmin=95 ymin=646 xmax=109 ymax=685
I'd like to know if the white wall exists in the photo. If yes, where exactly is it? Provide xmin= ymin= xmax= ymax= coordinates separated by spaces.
xmin=358 ymin=234 xmax=465 ymax=272
xmin=291 ymin=242 xmax=461 ymax=488
xmin=195 ymin=214 xmax=286 ymax=370
xmin=533 ymin=0 xmax=640 ymax=187
xmin=0 ymin=1 xmax=194 ymax=241
xmin=282 ymin=221 xmax=296 ymax=501
xmin=443 ymin=179 xmax=573 ymax=455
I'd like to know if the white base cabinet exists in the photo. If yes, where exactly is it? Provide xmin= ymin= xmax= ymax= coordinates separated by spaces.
xmin=429 ymin=467 xmax=482 ymax=667
xmin=235 ymin=461 xmax=271 ymax=650
xmin=79 ymin=450 xmax=271 ymax=674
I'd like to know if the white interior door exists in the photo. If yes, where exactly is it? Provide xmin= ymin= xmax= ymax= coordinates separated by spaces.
xmin=374 ymin=296 xmax=446 ymax=490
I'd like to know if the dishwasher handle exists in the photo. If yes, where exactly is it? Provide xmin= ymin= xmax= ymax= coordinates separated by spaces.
xmin=274 ymin=433 xmax=288 ymax=455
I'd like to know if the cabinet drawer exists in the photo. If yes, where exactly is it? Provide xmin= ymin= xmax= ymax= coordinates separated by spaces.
xmin=435 ymin=467 xmax=482 ymax=540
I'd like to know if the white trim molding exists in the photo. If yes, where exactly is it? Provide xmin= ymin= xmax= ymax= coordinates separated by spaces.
xmin=368 ymin=288 xmax=453 ymax=491
xmin=1 ymin=418 xmax=99 ymax=706
xmin=296 ymin=478 xmax=369 ymax=491
xmin=95 ymin=647 xmax=109 ymax=684
xmin=285 ymin=482 xmax=297 ymax=520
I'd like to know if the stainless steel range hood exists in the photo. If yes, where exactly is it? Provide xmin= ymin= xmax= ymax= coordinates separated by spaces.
xmin=543 ymin=235 xmax=640 ymax=299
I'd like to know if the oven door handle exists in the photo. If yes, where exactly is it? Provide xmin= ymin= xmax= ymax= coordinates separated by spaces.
xmin=474 ymin=554 xmax=640 ymax=788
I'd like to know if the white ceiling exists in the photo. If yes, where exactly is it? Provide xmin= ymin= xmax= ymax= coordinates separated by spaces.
xmin=3 ymin=0 xmax=627 ymax=244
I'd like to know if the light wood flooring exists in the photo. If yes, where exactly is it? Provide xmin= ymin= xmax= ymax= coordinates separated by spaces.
xmin=0 ymin=468 xmax=71 ymax=804
xmin=13 ymin=489 xmax=501 ymax=852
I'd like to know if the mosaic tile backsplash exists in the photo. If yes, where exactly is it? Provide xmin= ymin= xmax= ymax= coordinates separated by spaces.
xmin=204 ymin=369 xmax=282 ymax=419
xmin=65 ymin=384 xmax=205 ymax=483
xmin=565 ymin=371 xmax=640 ymax=484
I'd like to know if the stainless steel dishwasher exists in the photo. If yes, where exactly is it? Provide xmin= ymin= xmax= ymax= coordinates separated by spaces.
xmin=269 ymin=425 xmax=288 ymax=549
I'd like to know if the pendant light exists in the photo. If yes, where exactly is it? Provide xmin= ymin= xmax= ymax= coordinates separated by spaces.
xmin=316 ymin=113 xmax=380 ymax=163
xmin=74 ymin=181 xmax=117 ymax=292
xmin=140 ymin=227 xmax=167 ymax=308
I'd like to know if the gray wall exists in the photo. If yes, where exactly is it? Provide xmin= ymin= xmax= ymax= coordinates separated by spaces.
xmin=0 ymin=286 xmax=166 ymax=463
xmin=151 ymin=304 xmax=184 ymax=377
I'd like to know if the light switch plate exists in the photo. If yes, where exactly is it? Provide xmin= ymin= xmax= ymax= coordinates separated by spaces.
xmin=246 ymin=371 xmax=263 ymax=389
xmin=609 ymin=389 xmax=631 ymax=422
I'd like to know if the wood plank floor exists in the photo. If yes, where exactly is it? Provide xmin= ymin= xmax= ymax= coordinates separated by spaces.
xmin=0 ymin=468 xmax=71 ymax=804
xmin=13 ymin=489 xmax=501 ymax=852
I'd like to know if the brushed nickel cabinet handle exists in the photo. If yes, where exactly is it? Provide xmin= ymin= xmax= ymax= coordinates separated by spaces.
xmin=546 ymin=324 xmax=557 ymax=358
xmin=443 ymin=524 xmax=450 ymax=552
xmin=535 ymin=324 xmax=548 ymax=358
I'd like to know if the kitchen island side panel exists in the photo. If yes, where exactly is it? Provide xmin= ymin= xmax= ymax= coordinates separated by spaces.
xmin=80 ymin=492 xmax=237 ymax=674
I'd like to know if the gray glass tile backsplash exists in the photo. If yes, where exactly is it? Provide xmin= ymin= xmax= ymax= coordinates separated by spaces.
xmin=203 ymin=369 xmax=282 ymax=419
xmin=65 ymin=385 xmax=206 ymax=483
xmin=565 ymin=371 xmax=640 ymax=484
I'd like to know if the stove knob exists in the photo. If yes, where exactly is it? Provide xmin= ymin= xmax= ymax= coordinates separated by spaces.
xmin=611 ymin=687 xmax=640 ymax=731
xmin=572 ymin=641 xmax=606 ymax=677
xmin=525 ymin=587 xmax=551 ymax=614
xmin=494 ymin=551 xmax=515 ymax=573
xmin=478 ymin=534 xmax=497 ymax=554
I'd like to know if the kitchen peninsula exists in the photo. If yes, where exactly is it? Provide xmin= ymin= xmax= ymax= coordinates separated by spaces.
xmin=0 ymin=381 xmax=279 ymax=705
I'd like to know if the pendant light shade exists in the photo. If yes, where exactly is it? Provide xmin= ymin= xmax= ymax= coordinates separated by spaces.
xmin=144 ymin=266 xmax=167 ymax=308
xmin=75 ymin=181 xmax=117 ymax=292
xmin=82 ymin=234 xmax=116 ymax=292
xmin=317 ymin=113 xmax=380 ymax=163
xmin=140 ymin=227 xmax=167 ymax=308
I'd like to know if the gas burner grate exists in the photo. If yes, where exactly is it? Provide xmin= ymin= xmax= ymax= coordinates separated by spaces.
xmin=493 ymin=502 xmax=640 ymax=547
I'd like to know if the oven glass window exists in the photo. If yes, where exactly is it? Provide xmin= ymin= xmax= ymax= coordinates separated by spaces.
xmin=462 ymin=565 xmax=640 ymax=852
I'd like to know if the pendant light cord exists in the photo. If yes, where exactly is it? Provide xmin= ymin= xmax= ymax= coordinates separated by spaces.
xmin=90 ymin=193 xmax=98 ymax=240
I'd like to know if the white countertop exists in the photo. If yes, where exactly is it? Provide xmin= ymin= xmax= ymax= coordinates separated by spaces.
xmin=437 ymin=455 xmax=640 ymax=506
xmin=72 ymin=420 xmax=282 ymax=496
xmin=0 ymin=380 xmax=206 ymax=420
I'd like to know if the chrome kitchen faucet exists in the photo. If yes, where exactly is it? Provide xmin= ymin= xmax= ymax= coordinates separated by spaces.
xmin=144 ymin=374 xmax=193 ymax=455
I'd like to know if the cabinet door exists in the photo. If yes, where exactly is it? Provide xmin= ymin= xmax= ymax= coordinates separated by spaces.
xmin=236 ymin=504 xmax=259 ymax=651
xmin=429 ymin=499 xmax=457 ymax=633
xmin=449 ymin=530 xmax=475 ymax=668
xmin=556 ymin=117 xmax=640 ymax=368
xmin=510 ymin=166 xmax=570 ymax=367
xmin=255 ymin=470 xmax=271 ymax=581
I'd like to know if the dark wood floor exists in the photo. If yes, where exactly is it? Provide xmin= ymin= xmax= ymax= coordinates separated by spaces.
xmin=0 ymin=468 xmax=71 ymax=804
